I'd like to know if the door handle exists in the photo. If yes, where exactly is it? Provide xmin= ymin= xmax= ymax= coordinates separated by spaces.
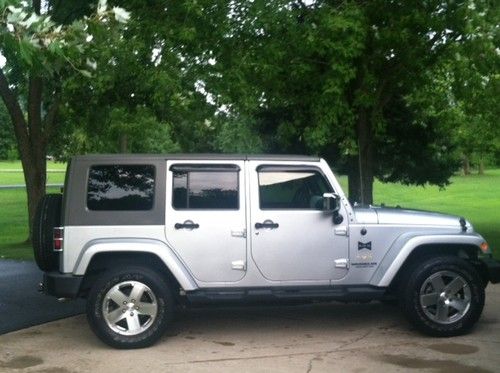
xmin=175 ymin=220 xmax=199 ymax=230
xmin=255 ymin=220 xmax=279 ymax=229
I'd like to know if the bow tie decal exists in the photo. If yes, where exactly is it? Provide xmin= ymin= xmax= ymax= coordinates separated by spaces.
xmin=358 ymin=241 xmax=372 ymax=251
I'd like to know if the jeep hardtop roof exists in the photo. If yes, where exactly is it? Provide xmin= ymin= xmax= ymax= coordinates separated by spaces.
xmin=71 ymin=154 xmax=321 ymax=162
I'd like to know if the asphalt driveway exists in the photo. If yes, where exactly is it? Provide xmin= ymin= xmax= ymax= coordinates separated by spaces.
xmin=0 ymin=260 xmax=84 ymax=335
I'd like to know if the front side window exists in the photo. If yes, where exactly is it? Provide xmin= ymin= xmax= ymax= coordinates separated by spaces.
xmin=172 ymin=165 xmax=239 ymax=209
xmin=259 ymin=169 xmax=332 ymax=209
xmin=87 ymin=165 xmax=155 ymax=211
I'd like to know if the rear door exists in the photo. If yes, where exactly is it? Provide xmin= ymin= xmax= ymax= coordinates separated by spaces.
xmin=165 ymin=160 xmax=247 ymax=283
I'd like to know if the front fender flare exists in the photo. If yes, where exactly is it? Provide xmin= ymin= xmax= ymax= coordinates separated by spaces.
xmin=73 ymin=238 xmax=198 ymax=291
xmin=370 ymin=233 xmax=485 ymax=287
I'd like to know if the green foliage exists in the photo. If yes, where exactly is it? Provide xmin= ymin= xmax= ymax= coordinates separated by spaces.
xmin=54 ymin=106 xmax=180 ymax=156
xmin=51 ymin=0 xmax=233 ymax=157
xmin=0 ymin=0 xmax=130 ymax=79
xmin=213 ymin=115 xmax=264 ymax=153
xmin=204 ymin=0 xmax=497 ymax=193
xmin=2 ymin=0 xmax=497 ymax=205
xmin=0 ymin=103 xmax=17 ymax=160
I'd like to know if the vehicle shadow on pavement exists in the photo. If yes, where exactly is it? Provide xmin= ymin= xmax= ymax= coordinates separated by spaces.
xmin=162 ymin=301 xmax=408 ymax=345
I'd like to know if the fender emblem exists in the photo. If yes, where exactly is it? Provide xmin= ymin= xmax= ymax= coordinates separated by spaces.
xmin=358 ymin=241 xmax=372 ymax=251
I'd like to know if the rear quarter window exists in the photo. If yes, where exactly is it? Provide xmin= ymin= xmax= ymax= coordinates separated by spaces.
xmin=87 ymin=165 xmax=155 ymax=211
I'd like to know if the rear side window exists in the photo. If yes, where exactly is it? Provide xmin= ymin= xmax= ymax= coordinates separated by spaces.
xmin=172 ymin=165 xmax=239 ymax=209
xmin=87 ymin=165 xmax=155 ymax=211
xmin=259 ymin=169 xmax=332 ymax=209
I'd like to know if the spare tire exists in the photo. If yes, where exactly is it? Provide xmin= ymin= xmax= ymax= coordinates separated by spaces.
xmin=32 ymin=194 xmax=62 ymax=271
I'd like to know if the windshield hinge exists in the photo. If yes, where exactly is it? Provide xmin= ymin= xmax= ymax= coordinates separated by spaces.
xmin=334 ymin=227 xmax=348 ymax=236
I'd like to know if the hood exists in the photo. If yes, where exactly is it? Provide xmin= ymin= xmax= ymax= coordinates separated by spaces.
xmin=354 ymin=206 xmax=470 ymax=229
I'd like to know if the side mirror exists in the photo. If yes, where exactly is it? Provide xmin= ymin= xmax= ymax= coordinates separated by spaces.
xmin=323 ymin=193 xmax=341 ymax=213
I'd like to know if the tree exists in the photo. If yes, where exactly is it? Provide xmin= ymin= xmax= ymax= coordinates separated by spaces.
xmin=51 ymin=0 xmax=235 ymax=158
xmin=0 ymin=0 xmax=129 ymax=239
xmin=451 ymin=1 xmax=500 ymax=174
xmin=205 ymin=0 xmax=493 ymax=204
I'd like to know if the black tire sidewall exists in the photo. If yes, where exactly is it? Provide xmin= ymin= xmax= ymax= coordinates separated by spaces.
xmin=402 ymin=256 xmax=485 ymax=337
xmin=86 ymin=267 xmax=174 ymax=349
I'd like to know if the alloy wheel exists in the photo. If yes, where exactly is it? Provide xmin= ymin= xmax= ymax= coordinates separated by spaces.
xmin=102 ymin=281 xmax=158 ymax=336
xmin=419 ymin=270 xmax=471 ymax=324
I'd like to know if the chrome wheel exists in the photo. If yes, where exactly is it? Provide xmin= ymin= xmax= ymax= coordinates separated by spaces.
xmin=419 ymin=270 xmax=471 ymax=325
xmin=103 ymin=281 xmax=158 ymax=336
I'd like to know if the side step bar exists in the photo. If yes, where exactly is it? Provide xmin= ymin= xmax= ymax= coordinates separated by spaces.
xmin=186 ymin=285 xmax=386 ymax=304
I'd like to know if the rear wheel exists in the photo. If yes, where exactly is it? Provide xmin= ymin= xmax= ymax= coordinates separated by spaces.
xmin=401 ymin=256 xmax=484 ymax=336
xmin=32 ymin=194 xmax=62 ymax=271
xmin=86 ymin=266 xmax=174 ymax=349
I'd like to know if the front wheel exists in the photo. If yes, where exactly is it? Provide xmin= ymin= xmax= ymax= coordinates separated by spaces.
xmin=401 ymin=256 xmax=485 ymax=337
xmin=86 ymin=266 xmax=174 ymax=349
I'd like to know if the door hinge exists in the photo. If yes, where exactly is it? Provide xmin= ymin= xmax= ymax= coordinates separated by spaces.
xmin=231 ymin=260 xmax=246 ymax=271
xmin=334 ymin=258 xmax=349 ymax=269
xmin=334 ymin=227 xmax=348 ymax=236
xmin=231 ymin=229 xmax=247 ymax=238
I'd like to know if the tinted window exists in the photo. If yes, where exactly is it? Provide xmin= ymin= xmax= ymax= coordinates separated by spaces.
xmin=259 ymin=170 xmax=332 ymax=209
xmin=87 ymin=165 xmax=155 ymax=211
xmin=173 ymin=170 xmax=238 ymax=209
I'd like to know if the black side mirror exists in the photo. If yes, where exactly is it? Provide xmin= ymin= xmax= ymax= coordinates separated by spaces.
xmin=323 ymin=193 xmax=341 ymax=213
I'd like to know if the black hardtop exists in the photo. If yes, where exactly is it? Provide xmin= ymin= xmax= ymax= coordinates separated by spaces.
xmin=71 ymin=153 xmax=321 ymax=162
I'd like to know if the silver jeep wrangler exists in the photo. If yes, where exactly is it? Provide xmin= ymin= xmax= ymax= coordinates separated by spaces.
xmin=34 ymin=154 xmax=500 ymax=348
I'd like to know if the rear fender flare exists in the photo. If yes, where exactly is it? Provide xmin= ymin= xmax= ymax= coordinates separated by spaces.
xmin=73 ymin=238 xmax=198 ymax=291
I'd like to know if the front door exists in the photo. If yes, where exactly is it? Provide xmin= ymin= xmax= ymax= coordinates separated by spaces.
xmin=249 ymin=162 xmax=349 ymax=282
xmin=165 ymin=161 xmax=247 ymax=283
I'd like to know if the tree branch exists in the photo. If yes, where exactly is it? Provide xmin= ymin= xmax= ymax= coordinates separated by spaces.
xmin=0 ymin=68 xmax=31 ymax=159
xmin=33 ymin=0 xmax=41 ymax=15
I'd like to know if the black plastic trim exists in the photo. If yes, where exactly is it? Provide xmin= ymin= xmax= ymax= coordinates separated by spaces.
xmin=170 ymin=164 xmax=240 ymax=172
xmin=480 ymin=257 xmax=500 ymax=284
xmin=185 ymin=285 xmax=386 ymax=304
xmin=73 ymin=154 xmax=320 ymax=162
xmin=43 ymin=272 xmax=83 ymax=298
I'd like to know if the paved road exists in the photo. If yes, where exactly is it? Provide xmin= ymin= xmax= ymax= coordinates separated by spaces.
xmin=0 ymin=184 xmax=63 ymax=190
xmin=0 ymin=284 xmax=498 ymax=372
xmin=0 ymin=260 xmax=85 ymax=335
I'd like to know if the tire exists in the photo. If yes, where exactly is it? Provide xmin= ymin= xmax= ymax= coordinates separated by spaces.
xmin=86 ymin=266 xmax=174 ymax=349
xmin=32 ymin=194 xmax=62 ymax=271
xmin=401 ymin=256 xmax=485 ymax=337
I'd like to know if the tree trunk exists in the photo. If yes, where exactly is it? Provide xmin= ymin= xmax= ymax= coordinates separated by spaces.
xmin=0 ymin=69 xmax=52 ymax=241
xmin=347 ymin=156 xmax=361 ymax=205
xmin=348 ymin=108 xmax=374 ymax=205
xmin=22 ymin=153 xmax=47 ymax=242
xmin=119 ymin=133 xmax=128 ymax=153
xmin=478 ymin=159 xmax=484 ymax=175
xmin=463 ymin=156 xmax=471 ymax=175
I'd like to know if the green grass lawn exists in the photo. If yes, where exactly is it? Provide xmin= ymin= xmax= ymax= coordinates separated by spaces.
xmin=0 ymin=160 xmax=66 ymax=185
xmin=0 ymin=163 xmax=498 ymax=261
xmin=0 ymin=160 xmax=67 ymax=170
xmin=0 ymin=187 xmax=61 ymax=260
